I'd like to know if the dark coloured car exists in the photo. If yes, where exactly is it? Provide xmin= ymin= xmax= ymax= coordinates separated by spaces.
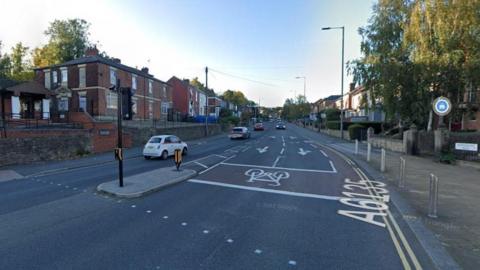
xmin=276 ymin=122 xmax=286 ymax=129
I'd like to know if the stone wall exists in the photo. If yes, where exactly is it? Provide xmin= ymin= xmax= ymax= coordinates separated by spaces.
xmin=319 ymin=129 xmax=351 ymax=140
xmin=368 ymin=136 xmax=405 ymax=153
xmin=126 ymin=124 xmax=222 ymax=146
xmin=0 ymin=133 xmax=92 ymax=166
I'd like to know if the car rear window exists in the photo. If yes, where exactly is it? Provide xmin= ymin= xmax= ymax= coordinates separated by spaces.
xmin=148 ymin=137 xmax=162 ymax=143
xmin=232 ymin=128 xmax=243 ymax=132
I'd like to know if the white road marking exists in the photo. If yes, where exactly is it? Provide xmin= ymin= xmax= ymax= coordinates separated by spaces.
xmin=181 ymin=222 xmax=187 ymax=226
xmin=194 ymin=161 xmax=209 ymax=169
xmin=320 ymin=150 xmax=328 ymax=157
xmin=289 ymin=136 xmax=297 ymax=140
xmin=226 ymin=238 xmax=234 ymax=243
xmin=163 ymin=216 xmax=169 ymax=219
xmin=256 ymin=146 xmax=269 ymax=154
xmin=281 ymin=136 xmax=285 ymax=143
xmin=131 ymin=205 xmax=136 ymax=208
xmin=57 ymin=183 xmax=62 ymax=186
xmin=254 ymin=249 xmax=263 ymax=254
xmin=203 ymin=230 xmax=209 ymax=234
xmin=283 ymin=142 xmax=286 ymax=147
xmin=73 ymin=187 xmax=77 ymax=190
xmin=199 ymin=155 xmax=237 ymax=175
xmin=280 ymin=148 xmax=285 ymax=155
xmin=241 ymin=146 xmax=251 ymax=152
xmin=188 ymin=179 xmax=349 ymax=201
xmin=329 ymin=161 xmax=337 ymax=173
xmin=214 ymin=154 xmax=227 ymax=158
xmin=310 ymin=144 xmax=318 ymax=149
xmin=288 ymin=260 xmax=297 ymax=266
xmin=298 ymin=148 xmax=311 ymax=156
xmin=221 ymin=162 xmax=337 ymax=173
xmin=146 ymin=210 xmax=152 ymax=213
xmin=272 ymin=156 xmax=281 ymax=167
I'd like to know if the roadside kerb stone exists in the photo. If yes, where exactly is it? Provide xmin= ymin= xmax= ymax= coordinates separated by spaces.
xmin=97 ymin=167 xmax=197 ymax=198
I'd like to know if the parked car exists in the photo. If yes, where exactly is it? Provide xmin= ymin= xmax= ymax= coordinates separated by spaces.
xmin=254 ymin=122 xmax=264 ymax=131
xmin=143 ymin=135 xmax=188 ymax=160
xmin=229 ymin=127 xmax=251 ymax=139
xmin=276 ymin=122 xmax=286 ymax=129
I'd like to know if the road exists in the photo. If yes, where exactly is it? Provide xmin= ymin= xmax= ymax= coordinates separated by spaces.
xmin=0 ymin=122 xmax=436 ymax=269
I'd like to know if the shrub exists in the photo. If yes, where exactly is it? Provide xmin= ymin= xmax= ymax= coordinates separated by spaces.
xmin=325 ymin=108 xmax=340 ymax=121
xmin=220 ymin=116 xmax=240 ymax=126
xmin=348 ymin=124 xmax=366 ymax=140
xmin=326 ymin=121 xmax=341 ymax=130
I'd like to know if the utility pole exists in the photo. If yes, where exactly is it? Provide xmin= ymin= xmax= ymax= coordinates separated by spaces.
xmin=205 ymin=66 xmax=208 ymax=136
xmin=340 ymin=26 xmax=345 ymax=139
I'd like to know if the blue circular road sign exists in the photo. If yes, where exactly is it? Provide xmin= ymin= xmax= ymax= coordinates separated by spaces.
xmin=432 ymin=96 xmax=451 ymax=116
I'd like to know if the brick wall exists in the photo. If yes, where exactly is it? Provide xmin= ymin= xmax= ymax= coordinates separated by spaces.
xmin=0 ymin=132 xmax=92 ymax=166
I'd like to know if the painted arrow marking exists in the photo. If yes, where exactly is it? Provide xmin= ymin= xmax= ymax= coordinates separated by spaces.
xmin=298 ymin=148 xmax=311 ymax=156
xmin=257 ymin=146 xmax=269 ymax=154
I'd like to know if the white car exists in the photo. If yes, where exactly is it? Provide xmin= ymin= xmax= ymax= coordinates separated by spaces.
xmin=229 ymin=127 xmax=251 ymax=139
xmin=143 ymin=135 xmax=188 ymax=160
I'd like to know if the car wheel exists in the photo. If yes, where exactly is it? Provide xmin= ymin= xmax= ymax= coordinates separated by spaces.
xmin=161 ymin=150 xmax=168 ymax=160
xmin=144 ymin=156 xmax=151 ymax=160
xmin=182 ymin=147 xmax=188 ymax=156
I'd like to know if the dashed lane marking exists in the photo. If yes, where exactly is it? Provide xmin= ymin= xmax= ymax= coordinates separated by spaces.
xmin=280 ymin=148 xmax=285 ymax=155
xmin=320 ymin=150 xmax=328 ymax=157
xmin=272 ymin=156 xmax=281 ymax=167
xmin=194 ymin=161 xmax=209 ymax=169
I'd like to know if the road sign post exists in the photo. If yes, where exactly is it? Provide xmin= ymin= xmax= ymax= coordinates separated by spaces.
xmin=432 ymin=96 xmax=452 ymax=128
xmin=174 ymin=149 xmax=182 ymax=171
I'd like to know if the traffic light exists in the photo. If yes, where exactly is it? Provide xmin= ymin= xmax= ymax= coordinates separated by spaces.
xmin=122 ymin=87 xmax=133 ymax=120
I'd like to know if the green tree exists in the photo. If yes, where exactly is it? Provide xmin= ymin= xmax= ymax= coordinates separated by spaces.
xmin=33 ymin=18 xmax=91 ymax=66
xmin=9 ymin=42 xmax=34 ymax=81
xmin=221 ymin=90 xmax=249 ymax=106
xmin=0 ymin=41 xmax=12 ymax=78
xmin=190 ymin=77 xmax=216 ymax=97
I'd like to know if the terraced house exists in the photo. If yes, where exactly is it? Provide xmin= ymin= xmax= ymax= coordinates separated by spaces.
xmin=34 ymin=47 xmax=172 ymax=121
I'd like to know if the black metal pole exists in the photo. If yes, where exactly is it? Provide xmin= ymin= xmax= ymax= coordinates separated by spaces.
xmin=205 ymin=66 xmax=209 ymax=136
xmin=116 ymin=79 xmax=124 ymax=187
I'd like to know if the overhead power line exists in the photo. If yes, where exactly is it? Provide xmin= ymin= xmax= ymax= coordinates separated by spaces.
xmin=208 ymin=68 xmax=280 ymax=87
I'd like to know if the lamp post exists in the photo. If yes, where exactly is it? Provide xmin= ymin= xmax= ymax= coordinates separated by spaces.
xmin=295 ymin=76 xmax=306 ymax=101
xmin=322 ymin=26 xmax=345 ymax=139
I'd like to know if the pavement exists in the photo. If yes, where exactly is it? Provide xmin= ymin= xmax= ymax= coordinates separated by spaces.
xmin=303 ymin=125 xmax=478 ymax=269
xmin=97 ymin=167 xmax=197 ymax=198
xmin=0 ymin=122 xmax=460 ymax=269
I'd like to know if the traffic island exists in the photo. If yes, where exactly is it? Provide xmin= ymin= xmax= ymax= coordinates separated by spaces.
xmin=97 ymin=167 xmax=197 ymax=198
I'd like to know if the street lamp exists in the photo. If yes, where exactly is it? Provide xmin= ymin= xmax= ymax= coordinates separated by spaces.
xmin=322 ymin=26 xmax=345 ymax=139
xmin=295 ymin=76 xmax=306 ymax=101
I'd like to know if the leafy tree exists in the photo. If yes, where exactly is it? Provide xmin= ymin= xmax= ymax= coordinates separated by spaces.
xmin=33 ymin=18 xmax=91 ymax=66
xmin=0 ymin=41 xmax=12 ymax=78
xmin=9 ymin=42 xmax=34 ymax=80
xmin=221 ymin=90 xmax=249 ymax=106
xmin=190 ymin=77 xmax=216 ymax=97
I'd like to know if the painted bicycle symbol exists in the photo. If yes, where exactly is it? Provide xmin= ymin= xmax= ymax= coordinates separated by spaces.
xmin=244 ymin=169 xmax=290 ymax=186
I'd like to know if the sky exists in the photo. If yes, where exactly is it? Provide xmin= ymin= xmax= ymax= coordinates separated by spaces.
xmin=0 ymin=0 xmax=375 ymax=107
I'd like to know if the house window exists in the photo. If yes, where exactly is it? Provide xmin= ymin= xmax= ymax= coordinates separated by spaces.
xmin=162 ymin=85 xmax=166 ymax=98
xmin=110 ymin=68 xmax=117 ymax=86
xmin=132 ymin=75 xmax=137 ymax=90
xmin=79 ymin=66 xmax=86 ymax=88
xmin=161 ymin=102 xmax=169 ymax=114
xmin=132 ymin=97 xmax=138 ymax=114
xmin=44 ymin=70 xmax=51 ymax=89
xmin=148 ymin=80 xmax=153 ymax=95
xmin=53 ymin=71 xmax=58 ymax=84
xmin=106 ymin=91 xmax=117 ymax=109
xmin=61 ymin=68 xmax=68 ymax=86
xmin=58 ymin=97 xmax=69 ymax=111
xmin=148 ymin=101 xmax=153 ymax=118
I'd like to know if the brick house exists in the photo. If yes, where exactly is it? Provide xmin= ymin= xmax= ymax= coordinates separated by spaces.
xmin=167 ymin=76 xmax=207 ymax=119
xmin=0 ymin=79 xmax=51 ymax=120
xmin=34 ymin=47 xmax=172 ymax=121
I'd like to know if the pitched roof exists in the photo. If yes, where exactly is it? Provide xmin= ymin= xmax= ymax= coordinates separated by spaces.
xmin=35 ymin=55 xmax=168 ymax=84
xmin=324 ymin=95 xmax=342 ymax=101
xmin=0 ymin=80 xmax=50 ymax=96
xmin=0 ymin=78 xmax=21 ymax=89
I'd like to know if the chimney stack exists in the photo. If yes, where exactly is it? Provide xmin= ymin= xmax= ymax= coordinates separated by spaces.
xmin=349 ymin=82 xmax=355 ymax=92
xmin=112 ymin=58 xmax=121 ymax=64
xmin=85 ymin=46 xmax=99 ymax=56
xmin=141 ymin=67 xmax=149 ymax=74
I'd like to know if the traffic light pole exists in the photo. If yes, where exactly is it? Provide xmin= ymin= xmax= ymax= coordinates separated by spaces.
xmin=116 ymin=79 xmax=124 ymax=187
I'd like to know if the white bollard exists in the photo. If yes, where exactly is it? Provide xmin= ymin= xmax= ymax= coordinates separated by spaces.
xmin=355 ymin=139 xmax=359 ymax=155
xmin=367 ymin=143 xmax=371 ymax=162
xmin=380 ymin=148 xmax=386 ymax=172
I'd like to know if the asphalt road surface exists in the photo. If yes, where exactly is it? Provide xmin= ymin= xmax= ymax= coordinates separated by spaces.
xmin=0 ymin=122 xmax=436 ymax=269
